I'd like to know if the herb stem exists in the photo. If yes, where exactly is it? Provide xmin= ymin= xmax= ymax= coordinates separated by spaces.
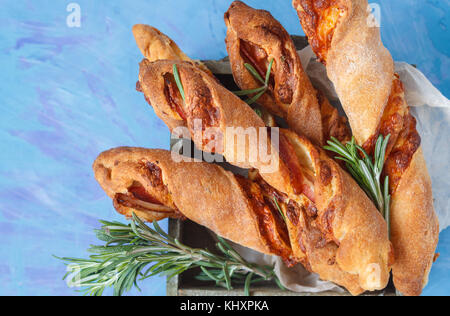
xmin=232 ymin=58 xmax=275 ymax=106
xmin=57 ymin=213 xmax=281 ymax=296
xmin=173 ymin=64 xmax=185 ymax=102
xmin=324 ymin=135 xmax=392 ymax=230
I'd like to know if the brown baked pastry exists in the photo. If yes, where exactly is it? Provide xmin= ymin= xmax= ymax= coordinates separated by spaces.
xmin=132 ymin=24 xmax=212 ymax=75
xmin=133 ymin=21 xmax=348 ymax=145
xmin=279 ymin=130 xmax=392 ymax=293
xmin=133 ymin=23 xmax=280 ymax=133
xmin=93 ymin=147 xmax=293 ymax=261
xmin=224 ymin=1 xmax=325 ymax=145
xmin=94 ymin=144 xmax=392 ymax=295
xmin=293 ymin=0 xmax=439 ymax=296
xmin=138 ymin=59 xmax=304 ymax=199
xmin=138 ymin=58 xmax=351 ymax=197
xmin=132 ymin=24 xmax=210 ymax=131
xmin=293 ymin=0 xmax=394 ymax=144
xmin=317 ymin=90 xmax=351 ymax=145
xmin=135 ymin=58 xmax=393 ymax=294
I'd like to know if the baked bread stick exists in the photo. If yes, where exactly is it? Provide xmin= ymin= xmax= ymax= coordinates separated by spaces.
xmin=293 ymin=0 xmax=439 ymax=296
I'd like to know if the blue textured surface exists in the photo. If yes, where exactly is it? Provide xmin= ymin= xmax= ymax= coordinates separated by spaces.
xmin=0 ymin=0 xmax=448 ymax=296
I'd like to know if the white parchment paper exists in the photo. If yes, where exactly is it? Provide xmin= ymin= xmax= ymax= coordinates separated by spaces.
xmin=226 ymin=46 xmax=450 ymax=293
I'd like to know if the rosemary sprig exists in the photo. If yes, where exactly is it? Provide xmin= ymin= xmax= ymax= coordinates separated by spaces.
xmin=233 ymin=59 xmax=274 ymax=105
xmin=56 ymin=213 xmax=282 ymax=296
xmin=273 ymin=197 xmax=287 ymax=224
xmin=324 ymin=135 xmax=391 ymax=229
xmin=173 ymin=64 xmax=185 ymax=102
xmin=173 ymin=61 xmax=272 ymax=113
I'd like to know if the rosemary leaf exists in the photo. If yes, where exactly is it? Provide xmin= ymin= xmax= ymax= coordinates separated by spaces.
xmin=201 ymin=266 xmax=221 ymax=283
xmin=235 ymin=58 xmax=275 ymax=106
xmin=265 ymin=59 xmax=274 ymax=85
xmin=244 ymin=63 xmax=265 ymax=85
xmin=217 ymin=235 xmax=237 ymax=254
xmin=384 ymin=176 xmax=391 ymax=237
xmin=233 ymin=86 xmax=265 ymax=96
xmin=216 ymin=241 xmax=230 ymax=257
xmin=172 ymin=64 xmax=185 ymax=102
xmin=274 ymin=276 xmax=287 ymax=291
xmin=244 ymin=272 xmax=254 ymax=296
xmin=273 ymin=197 xmax=288 ymax=223
xmin=223 ymin=263 xmax=232 ymax=290
xmin=246 ymin=89 xmax=266 ymax=105
xmin=56 ymin=213 xmax=282 ymax=296
xmin=324 ymin=135 xmax=392 ymax=232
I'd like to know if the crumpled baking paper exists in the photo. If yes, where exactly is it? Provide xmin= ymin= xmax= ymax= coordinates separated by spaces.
xmin=217 ymin=46 xmax=450 ymax=294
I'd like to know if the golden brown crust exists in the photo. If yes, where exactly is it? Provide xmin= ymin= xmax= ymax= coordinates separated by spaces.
xmin=383 ymin=111 xmax=421 ymax=195
xmin=362 ymin=75 xmax=410 ymax=157
xmin=93 ymin=147 xmax=293 ymax=258
xmin=297 ymin=209 xmax=365 ymax=295
xmin=255 ymin=162 xmax=366 ymax=295
xmin=253 ymin=167 xmax=366 ymax=295
xmin=132 ymin=24 xmax=212 ymax=75
xmin=138 ymin=59 xmax=187 ymax=130
xmin=358 ymin=95 xmax=436 ymax=296
xmin=133 ymin=24 xmax=218 ymax=130
xmin=95 ymin=138 xmax=392 ymax=294
xmin=294 ymin=0 xmax=395 ymax=144
xmin=390 ymin=148 xmax=440 ymax=296
xmin=133 ymin=24 xmax=279 ymax=131
xmin=250 ymin=172 xmax=308 ymax=264
xmin=137 ymin=55 xmax=392 ymax=294
xmin=94 ymin=137 xmax=392 ymax=294
xmin=93 ymin=148 xmax=182 ymax=223
xmin=364 ymin=77 xmax=421 ymax=195
xmin=138 ymin=59 xmax=305 ymax=199
xmin=294 ymin=0 xmax=439 ymax=295
xmin=225 ymin=1 xmax=324 ymax=145
xmin=282 ymin=130 xmax=393 ymax=292
xmin=234 ymin=175 xmax=294 ymax=263
xmin=293 ymin=0 xmax=343 ymax=64
xmin=318 ymin=90 xmax=351 ymax=144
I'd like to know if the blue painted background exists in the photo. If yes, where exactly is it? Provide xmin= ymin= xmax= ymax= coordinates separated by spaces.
xmin=0 ymin=0 xmax=448 ymax=296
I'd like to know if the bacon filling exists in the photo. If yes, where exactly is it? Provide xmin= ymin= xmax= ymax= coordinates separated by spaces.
xmin=163 ymin=73 xmax=187 ymax=120
xmin=236 ymin=175 xmax=294 ymax=264
xmin=362 ymin=76 xmax=409 ymax=157
xmin=113 ymin=162 xmax=181 ymax=218
xmin=163 ymin=69 xmax=222 ymax=151
xmin=362 ymin=76 xmax=421 ymax=195
xmin=318 ymin=91 xmax=351 ymax=144
xmin=251 ymin=171 xmax=332 ymax=268
xmin=278 ymin=131 xmax=316 ymax=202
xmin=383 ymin=113 xmax=421 ymax=195
xmin=114 ymin=193 xmax=176 ymax=215
xmin=294 ymin=0 xmax=342 ymax=64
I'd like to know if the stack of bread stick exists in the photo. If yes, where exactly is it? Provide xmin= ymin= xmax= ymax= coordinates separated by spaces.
xmin=93 ymin=1 xmax=438 ymax=296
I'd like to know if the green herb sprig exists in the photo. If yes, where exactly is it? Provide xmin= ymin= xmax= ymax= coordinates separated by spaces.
xmin=56 ymin=213 xmax=283 ymax=296
xmin=172 ymin=64 xmax=185 ymax=102
xmin=324 ymin=135 xmax=391 ymax=235
xmin=273 ymin=197 xmax=287 ymax=224
xmin=173 ymin=61 xmax=273 ymax=114
xmin=233 ymin=59 xmax=274 ymax=105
